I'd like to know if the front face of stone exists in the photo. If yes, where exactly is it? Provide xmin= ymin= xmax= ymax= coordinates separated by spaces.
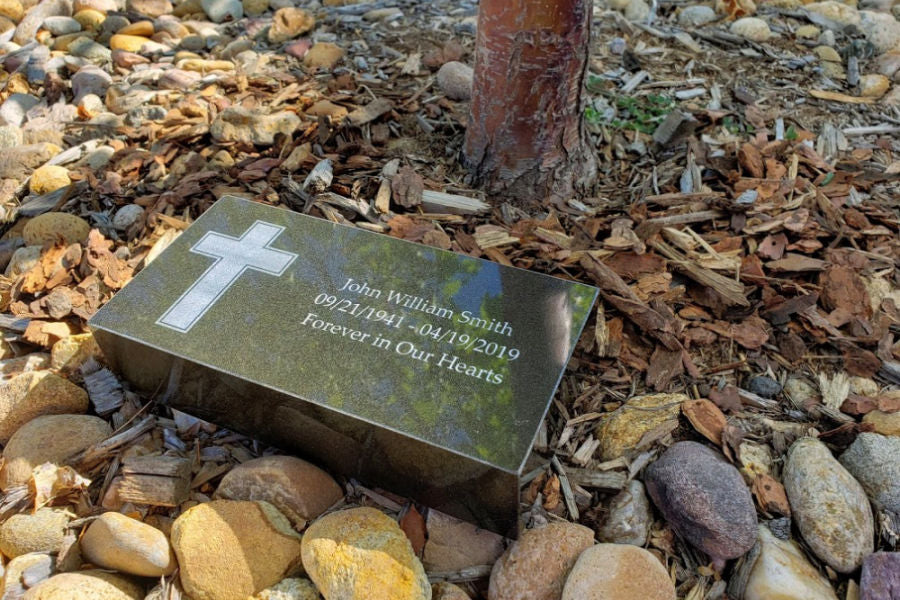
xmin=90 ymin=196 xmax=596 ymax=531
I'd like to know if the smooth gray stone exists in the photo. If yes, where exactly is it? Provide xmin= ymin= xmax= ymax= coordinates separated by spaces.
xmin=784 ymin=437 xmax=874 ymax=573
xmin=840 ymin=433 xmax=900 ymax=513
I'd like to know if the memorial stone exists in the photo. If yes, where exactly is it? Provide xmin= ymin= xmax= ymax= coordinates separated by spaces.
xmin=90 ymin=196 xmax=597 ymax=534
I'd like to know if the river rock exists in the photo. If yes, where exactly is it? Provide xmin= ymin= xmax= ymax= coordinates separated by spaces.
xmin=72 ymin=65 xmax=112 ymax=102
xmin=111 ymin=204 xmax=144 ymax=230
xmin=875 ymin=50 xmax=900 ymax=81
xmin=109 ymin=33 xmax=151 ymax=51
xmin=731 ymin=17 xmax=771 ymax=41
xmin=126 ymin=0 xmax=171 ymax=16
xmin=859 ymin=73 xmax=891 ymax=97
xmin=0 ymin=0 xmax=23 ymax=22
xmin=805 ymin=0 xmax=861 ymax=26
xmin=22 ymin=571 xmax=142 ymax=600
xmin=0 ymin=508 xmax=70 ymax=558
xmin=432 ymin=583 xmax=469 ymax=600
xmin=748 ymin=375 xmax=781 ymax=398
xmin=73 ymin=8 xmax=104 ymax=30
xmin=783 ymin=437 xmax=874 ymax=573
xmin=302 ymin=507 xmax=429 ymax=600
xmin=740 ymin=526 xmax=838 ymax=600
xmin=597 ymin=479 xmax=652 ymax=546
xmin=201 ymin=0 xmax=241 ymax=22
xmin=597 ymin=393 xmax=684 ymax=461
xmin=67 ymin=36 xmax=112 ymax=61
xmin=42 ymin=15 xmax=80 ymax=33
xmin=81 ymin=512 xmax=176 ymax=577
xmin=23 ymin=212 xmax=90 ymax=246
xmin=645 ymin=441 xmax=757 ymax=564
xmin=303 ymin=42 xmax=343 ymax=69
xmin=28 ymin=165 xmax=69 ymax=195
xmin=267 ymin=7 xmax=314 ymax=43
xmin=488 ymin=522 xmax=594 ymax=600
xmin=422 ymin=509 xmax=505 ymax=572
xmin=210 ymin=107 xmax=300 ymax=145
xmin=0 ymin=93 xmax=39 ymax=127
xmin=50 ymin=333 xmax=99 ymax=372
xmin=796 ymin=24 xmax=820 ymax=38
xmin=562 ymin=544 xmax=674 ymax=600
xmin=860 ymin=552 xmax=900 ymax=600
xmin=863 ymin=410 xmax=900 ymax=435
xmin=2 ymin=552 xmax=55 ymax=598
xmin=840 ymin=433 xmax=900 ymax=513
xmin=0 ymin=143 xmax=60 ymax=180
xmin=436 ymin=61 xmax=473 ymax=101
xmin=678 ymin=5 xmax=717 ymax=26
xmin=172 ymin=500 xmax=302 ymax=600
xmin=0 ymin=124 xmax=23 ymax=148
xmin=252 ymin=578 xmax=320 ymax=600
xmin=859 ymin=10 xmax=900 ymax=53
xmin=0 ymin=370 xmax=89 ymax=444
xmin=214 ymin=455 xmax=342 ymax=527
xmin=0 ymin=414 xmax=111 ymax=489
xmin=241 ymin=0 xmax=266 ymax=15
xmin=15 ymin=0 xmax=71 ymax=44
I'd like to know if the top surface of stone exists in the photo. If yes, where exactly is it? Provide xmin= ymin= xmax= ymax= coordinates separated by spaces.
xmin=90 ymin=196 xmax=597 ymax=474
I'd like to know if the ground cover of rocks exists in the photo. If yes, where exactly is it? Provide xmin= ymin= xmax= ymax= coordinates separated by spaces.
xmin=0 ymin=0 xmax=896 ymax=598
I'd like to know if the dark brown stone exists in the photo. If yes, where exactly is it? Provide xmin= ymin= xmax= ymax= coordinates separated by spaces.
xmin=644 ymin=441 xmax=757 ymax=564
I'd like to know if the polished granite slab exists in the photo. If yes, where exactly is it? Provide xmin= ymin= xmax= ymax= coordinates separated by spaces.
xmin=90 ymin=195 xmax=597 ymax=533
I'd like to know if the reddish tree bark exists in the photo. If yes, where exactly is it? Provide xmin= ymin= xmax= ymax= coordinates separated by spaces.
xmin=463 ymin=0 xmax=597 ymax=208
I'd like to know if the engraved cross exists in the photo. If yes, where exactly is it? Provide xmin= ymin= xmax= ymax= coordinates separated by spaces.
xmin=157 ymin=221 xmax=297 ymax=333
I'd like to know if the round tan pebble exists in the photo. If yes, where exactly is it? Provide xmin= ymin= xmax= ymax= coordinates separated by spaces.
xmin=0 ymin=370 xmax=89 ymax=445
xmin=488 ymin=522 xmax=595 ymax=600
xmin=0 ymin=414 xmax=111 ymax=490
xmin=268 ymin=7 xmax=315 ymax=43
xmin=22 ymin=212 xmax=90 ymax=246
xmin=253 ymin=578 xmax=321 ymax=600
xmin=72 ymin=8 xmax=105 ymax=30
xmin=433 ymin=582 xmax=470 ymax=600
xmin=859 ymin=74 xmax=891 ymax=98
xmin=562 ymin=544 xmax=675 ymax=600
xmin=81 ymin=512 xmax=177 ymax=577
xmin=301 ymin=507 xmax=430 ymax=600
xmin=302 ymin=42 xmax=344 ymax=70
xmin=22 ymin=570 xmax=142 ymax=600
xmin=242 ymin=0 xmax=267 ymax=16
xmin=0 ymin=0 xmax=24 ymax=23
xmin=863 ymin=410 xmax=900 ymax=435
xmin=109 ymin=34 xmax=152 ymax=52
xmin=117 ymin=20 xmax=153 ymax=35
xmin=28 ymin=166 xmax=70 ymax=196
xmin=73 ymin=0 xmax=116 ymax=12
xmin=0 ymin=508 xmax=71 ymax=559
xmin=171 ymin=500 xmax=302 ymax=600
xmin=214 ymin=455 xmax=342 ymax=527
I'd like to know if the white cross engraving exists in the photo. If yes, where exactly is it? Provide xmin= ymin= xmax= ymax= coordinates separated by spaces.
xmin=157 ymin=221 xmax=297 ymax=333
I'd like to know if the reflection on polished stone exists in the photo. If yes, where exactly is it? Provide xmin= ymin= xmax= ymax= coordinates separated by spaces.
xmin=90 ymin=196 xmax=597 ymax=534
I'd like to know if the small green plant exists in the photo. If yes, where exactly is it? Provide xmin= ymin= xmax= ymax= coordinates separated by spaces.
xmin=586 ymin=93 xmax=676 ymax=134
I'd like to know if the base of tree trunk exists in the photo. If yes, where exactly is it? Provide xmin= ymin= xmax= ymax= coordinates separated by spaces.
xmin=463 ymin=0 xmax=598 ymax=209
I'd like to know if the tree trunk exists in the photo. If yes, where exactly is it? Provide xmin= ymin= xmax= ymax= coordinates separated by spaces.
xmin=463 ymin=0 xmax=597 ymax=208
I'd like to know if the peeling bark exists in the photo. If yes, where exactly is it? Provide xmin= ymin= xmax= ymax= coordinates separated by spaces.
xmin=463 ymin=0 xmax=598 ymax=208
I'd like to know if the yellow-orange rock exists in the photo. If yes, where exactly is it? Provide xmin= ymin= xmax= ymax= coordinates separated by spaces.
xmin=301 ymin=507 xmax=430 ymax=600
xmin=0 ymin=371 xmax=89 ymax=444
xmin=171 ymin=500 xmax=302 ymax=600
